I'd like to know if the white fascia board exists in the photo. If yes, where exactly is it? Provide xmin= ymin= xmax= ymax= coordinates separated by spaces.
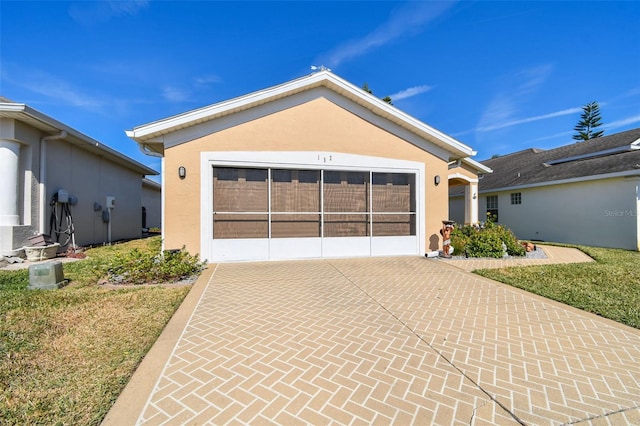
xmin=0 ymin=102 xmax=27 ymax=113
xmin=127 ymin=73 xmax=325 ymax=141
xmin=479 ymin=169 xmax=640 ymax=194
xmin=462 ymin=157 xmax=493 ymax=174
xmin=2 ymin=101 xmax=158 ymax=175
xmin=319 ymin=73 xmax=474 ymax=158
xmin=127 ymin=71 xmax=475 ymax=159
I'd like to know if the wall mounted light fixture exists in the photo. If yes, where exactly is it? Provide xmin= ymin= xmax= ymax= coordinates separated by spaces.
xmin=178 ymin=166 xmax=186 ymax=179
xmin=434 ymin=175 xmax=441 ymax=186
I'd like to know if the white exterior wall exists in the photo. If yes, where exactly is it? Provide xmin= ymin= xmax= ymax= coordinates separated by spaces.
xmin=0 ymin=120 xmax=41 ymax=255
xmin=478 ymin=177 xmax=640 ymax=251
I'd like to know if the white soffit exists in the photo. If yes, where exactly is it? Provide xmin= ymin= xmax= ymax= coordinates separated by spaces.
xmin=126 ymin=71 xmax=475 ymax=159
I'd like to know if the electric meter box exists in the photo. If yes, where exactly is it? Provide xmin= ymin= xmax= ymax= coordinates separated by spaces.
xmin=57 ymin=189 xmax=69 ymax=204
xmin=28 ymin=261 xmax=65 ymax=290
xmin=106 ymin=196 xmax=116 ymax=208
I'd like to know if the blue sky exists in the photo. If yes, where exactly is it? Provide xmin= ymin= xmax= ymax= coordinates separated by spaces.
xmin=2 ymin=1 xmax=639 ymax=176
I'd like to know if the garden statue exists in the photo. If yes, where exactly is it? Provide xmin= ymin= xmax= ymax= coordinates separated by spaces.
xmin=440 ymin=220 xmax=455 ymax=258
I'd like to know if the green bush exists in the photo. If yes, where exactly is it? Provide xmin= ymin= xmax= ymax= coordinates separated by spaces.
xmin=494 ymin=224 xmax=525 ymax=256
xmin=451 ymin=221 xmax=525 ymax=258
xmin=106 ymin=243 xmax=205 ymax=285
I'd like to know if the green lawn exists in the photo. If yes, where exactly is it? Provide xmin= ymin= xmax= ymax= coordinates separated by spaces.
xmin=475 ymin=245 xmax=640 ymax=329
xmin=0 ymin=238 xmax=193 ymax=425
xmin=1 ymin=241 xmax=638 ymax=424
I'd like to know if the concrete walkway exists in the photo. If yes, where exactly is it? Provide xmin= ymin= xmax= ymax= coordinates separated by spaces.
xmin=437 ymin=244 xmax=595 ymax=272
xmin=103 ymin=246 xmax=640 ymax=425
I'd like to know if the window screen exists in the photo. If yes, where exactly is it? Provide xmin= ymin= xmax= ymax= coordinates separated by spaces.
xmin=213 ymin=167 xmax=268 ymax=239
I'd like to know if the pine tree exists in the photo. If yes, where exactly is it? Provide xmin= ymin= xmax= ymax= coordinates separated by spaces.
xmin=572 ymin=101 xmax=604 ymax=141
xmin=362 ymin=83 xmax=393 ymax=105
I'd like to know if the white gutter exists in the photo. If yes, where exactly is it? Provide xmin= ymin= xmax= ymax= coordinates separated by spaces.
xmin=135 ymin=140 xmax=164 ymax=158
xmin=39 ymin=131 xmax=67 ymax=234
xmin=478 ymin=169 xmax=640 ymax=194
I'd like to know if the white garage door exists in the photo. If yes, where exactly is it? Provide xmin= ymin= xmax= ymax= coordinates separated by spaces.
xmin=200 ymin=153 xmax=424 ymax=262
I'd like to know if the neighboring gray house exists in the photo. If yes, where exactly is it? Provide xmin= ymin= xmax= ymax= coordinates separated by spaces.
xmin=142 ymin=178 xmax=161 ymax=230
xmin=450 ymin=128 xmax=640 ymax=251
xmin=0 ymin=98 xmax=160 ymax=256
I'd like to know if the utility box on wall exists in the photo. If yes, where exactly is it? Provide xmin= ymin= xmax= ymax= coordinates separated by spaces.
xmin=28 ymin=261 xmax=65 ymax=290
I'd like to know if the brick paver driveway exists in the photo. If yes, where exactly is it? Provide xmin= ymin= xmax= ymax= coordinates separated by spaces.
xmin=111 ymin=256 xmax=640 ymax=425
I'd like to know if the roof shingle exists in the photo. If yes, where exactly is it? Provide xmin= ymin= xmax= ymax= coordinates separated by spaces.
xmin=478 ymin=128 xmax=640 ymax=191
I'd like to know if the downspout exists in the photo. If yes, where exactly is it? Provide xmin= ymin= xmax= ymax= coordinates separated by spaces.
xmin=39 ymin=131 xmax=67 ymax=234
xmin=636 ymin=179 xmax=640 ymax=252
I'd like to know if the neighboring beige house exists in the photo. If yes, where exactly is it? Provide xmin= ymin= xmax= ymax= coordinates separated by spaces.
xmin=127 ymin=71 xmax=485 ymax=262
xmin=451 ymin=128 xmax=640 ymax=251
xmin=0 ymin=98 xmax=159 ymax=256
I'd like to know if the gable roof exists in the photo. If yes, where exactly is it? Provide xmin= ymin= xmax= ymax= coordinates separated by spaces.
xmin=0 ymin=98 xmax=157 ymax=176
xmin=479 ymin=128 xmax=640 ymax=192
xmin=126 ymin=70 xmax=476 ymax=160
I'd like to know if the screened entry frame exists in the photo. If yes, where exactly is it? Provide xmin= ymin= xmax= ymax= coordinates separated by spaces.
xmin=200 ymin=152 xmax=426 ymax=262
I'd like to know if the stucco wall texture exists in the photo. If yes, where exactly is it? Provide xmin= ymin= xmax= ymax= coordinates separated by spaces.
xmin=164 ymin=97 xmax=450 ymax=257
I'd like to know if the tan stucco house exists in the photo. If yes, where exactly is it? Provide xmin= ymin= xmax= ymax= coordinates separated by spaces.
xmin=0 ymin=98 xmax=159 ymax=256
xmin=127 ymin=71 xmax=487 ymax=262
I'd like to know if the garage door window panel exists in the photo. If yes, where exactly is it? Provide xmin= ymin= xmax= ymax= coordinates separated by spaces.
xmin=323 ymin=171 xmax=369 ymax=237
xmin=372 ymin=173 xmax=416 ymax=236
xmin=271 ymin=169 xmax=321 ymax=238
xmin=213 ymin=167 xmax=268 ymax=239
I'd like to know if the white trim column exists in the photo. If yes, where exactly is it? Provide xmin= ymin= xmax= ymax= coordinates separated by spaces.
xmin=0 ymin=139 xmax=21 ymax=226
xmin=464 ymin=182 xmax=478 ymax=225
xmin=635 ymin=178 xmax=640 ymax=252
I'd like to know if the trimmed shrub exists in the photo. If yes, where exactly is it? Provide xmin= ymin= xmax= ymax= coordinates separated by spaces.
xmin=106 ymin=242 xmax=205 ymax=285
xmin=451 ymin=221 xmax=525 ymax=258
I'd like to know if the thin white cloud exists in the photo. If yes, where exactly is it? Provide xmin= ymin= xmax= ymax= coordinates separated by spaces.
xmin=160 ymin=75 xmax=221 ymax=103
xmin=530 ymin=130 xmax=574 ymax=143
xmin=604 ymin=114 xmax=640 ymax=130
xmin=2 ymin=64 xmax=103 ymax=108
xmin=194 ymin=74 xmax=222 ymax=87
xmin=317 ymin=1 xmax=456 ymax=68
xmin=521 ymin=113 xmax=640 ymax=146
xmin=389 ymin=85 xmax=432 ymax=101
xmin=475 ymin=64 xmax=553 ymax=134
xmin=69 ymin=0 xmax=149 ymax=25
xmin=477 ymin=106 xmax=582 ymax=132
xmin=162 ymin=86 xmax=190 ymax=102
xmin=88 ymin=60 xmax=154 ymax=82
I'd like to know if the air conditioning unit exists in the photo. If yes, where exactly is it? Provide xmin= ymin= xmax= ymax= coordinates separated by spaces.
xmin=28 ymin=261 xmax=66 ymax=290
